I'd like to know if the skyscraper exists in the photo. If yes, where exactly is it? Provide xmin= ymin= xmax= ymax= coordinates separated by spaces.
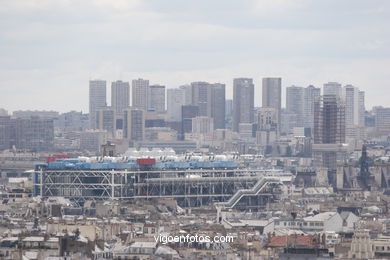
xmin=314 ymin=95 xmax=346 ymax=144
xmin=191 ymin=82 xmax=210 ymax=117
xmin=167 ymin=88 xmax=185 ymax=122
xmin=358 ymin=91 xmax=365 ymax=127
xmin=313 ymin=95 xmax=346 ymax=171
xmin=225 ymin=100 xmax=233 ymax=119
xmin=303 ymin=85 xmax=321 ymax=130
xmin=343 ymin=85 xmax=366 ymax=140
xmin=123 ymin=108 xmax=145 ymax=141
xmin=132 ymin=79 xmax=149 ymax=110
xmin=148 ymin=85 xmax=166 ymax=113
xmin=89 ymin=80 xmax=107 ymax=129
xmin=180 ymin=105 xmax=199 ymax=140
xmin=375 ymin=107 xmax=390 ymax=135
xmin=286 ymin=85 xmax=304 ymax=128
xmin=96 ymin=107 xmax=116 ymax=137
xmin=111 ymin=80 xmax=130 ymax=118
xmin=191 ymin=82 xmax=225 ymax=129
xmin=210 ymin=83 xmax=226 ymax=129
xmin=344 ymin=85 xmax=359 ymax=127
xmin=323 ymin=82 xmax=342 ymax=98
xmin=256 ymin=107 xmax=278 ymax=147
xmin=262 ymin=77 xmax=282 ymax=130
xmin=233 ymin=78 xmax=254 ymax=132
xmin=180 ymin=85 xmax=193 ymax=105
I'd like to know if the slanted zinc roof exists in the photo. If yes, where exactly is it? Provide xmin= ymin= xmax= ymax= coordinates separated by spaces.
xmin=130 ymin=241 xmax=157 ymax=248
xmin=303 ymin=212 xmax=337 ymax=222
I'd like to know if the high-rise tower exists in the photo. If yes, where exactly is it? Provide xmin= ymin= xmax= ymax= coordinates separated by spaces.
xmin=262 ymin=77 xmax=282 ymax=130
xmin=191 ymin=82 xmax=225 ymax=129
xmin=233 ymin=78 xmax=254 ymax=132
xmin=111 ymin=80 xmax=130 ymax=118
xmin=148 ymin=85 xmax=166 ymax=113
xmin=89 ymin=80 xmax=107 ymax=129
xmin=167 ymin=88 xmax=185 ymax=122
xmin=132 ymin=79 xmax=149 ymax=110
xmin=286 ymin=85 xmax=304 ymax=128
xmin=343 ymin=85 xmax=366 ymax=140
xmin=303 ymin=85 xmax=321 ymax=131
xmin=313 ymin=95 xmax=346 ymax=171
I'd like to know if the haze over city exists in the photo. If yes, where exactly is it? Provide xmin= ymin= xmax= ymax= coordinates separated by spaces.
xmin=1 ymin=0 xmax=389 ymax=112
xmin=3 ymin=1 xmax=390 ymax=259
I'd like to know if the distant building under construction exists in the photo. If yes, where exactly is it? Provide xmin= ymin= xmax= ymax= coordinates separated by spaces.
xmin=313 ymin=95 xmax=347 ymax=175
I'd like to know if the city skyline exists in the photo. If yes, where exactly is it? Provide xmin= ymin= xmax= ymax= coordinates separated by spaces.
xmin=0 ymin=0 xmax=389 ymax=112
xmin=0 ymin=77 xmax=385 ymax=114
xmin=1 ymin=2 xmax=390 ymax=259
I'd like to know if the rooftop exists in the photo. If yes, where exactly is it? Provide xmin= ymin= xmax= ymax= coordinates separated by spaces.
xmin=268 ymin=235 xmax=317 ymax=248
xmin=303 ymin=212 xmax=337 ymax=222
xmin=22 ymin=236 xmax=45 ymax=242
xmin=130 ymin=241 xmax=157 ymax=248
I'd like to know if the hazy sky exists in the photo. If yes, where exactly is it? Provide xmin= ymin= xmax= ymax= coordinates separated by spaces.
xmin=0 ymin=0 xmax=389 ymax=113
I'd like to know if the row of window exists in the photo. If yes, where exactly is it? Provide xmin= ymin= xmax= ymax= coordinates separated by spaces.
xmin=375 ymin=246 xmax=390 ymax=251
xmin=275 ymin=221 xmax=324 ymax=227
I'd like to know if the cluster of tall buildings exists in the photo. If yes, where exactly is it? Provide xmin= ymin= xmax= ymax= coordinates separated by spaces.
xmin=89 ymin=79 xmax=166 ymax=140
xmin=281 ymin=83 xmax=364 ymax=136
xmin=280 ymin=83 xmax=366 ymax=170
xmin=86 ymin=78 xmax=374 ymax=161
xmin=2 ymin=76 xmax=390 ymax=156
xmin=89 ymin=79 xmax=228 ymax=143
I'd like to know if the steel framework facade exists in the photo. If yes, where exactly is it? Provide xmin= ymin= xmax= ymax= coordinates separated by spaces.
xmin=35 ymin=167 xmax=283 ymax=208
